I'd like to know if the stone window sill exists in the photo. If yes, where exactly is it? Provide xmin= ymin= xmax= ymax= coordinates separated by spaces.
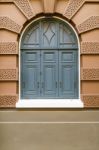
xmin=16 ymin=99 xmax=84 ymax=108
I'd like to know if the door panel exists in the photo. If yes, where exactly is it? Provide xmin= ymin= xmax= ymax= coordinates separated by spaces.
xmin=21 ymin=51 xmax=40 ymax=99
xmin=59 ymin=51 xmax=77 ymax=98
xmin=21 ymin=50 xmax=78 ymax=99
xmin=42 ymin=21 xmax=57 ymax=48
xmin=59 ymin=63 xmax=75 ymax=97
xmin=22 ymin=23 xmax=40 ymax=49
xmin=41 ymin=50 xmax=58 ymax=98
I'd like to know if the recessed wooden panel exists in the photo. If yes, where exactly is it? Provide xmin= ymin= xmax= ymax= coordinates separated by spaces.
xmin=59 ymin=51 xmax=77 ymax=98
xmin=21 ymin=50 xmax=40 ymax=99
xmin=42 ymin=21 xmax=57 ymax=48
xmin=44 ymin=52 xmax=55 ymax=61
xmin=41 ymin=50 xmax=58 ymax=97
xmin=26 ymin=52 xmax=37 ymax=61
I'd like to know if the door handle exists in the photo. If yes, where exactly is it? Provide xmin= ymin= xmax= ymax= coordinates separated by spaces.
xmin=74 ymin=81 xmax=77 ymax=89
xmin=42 ymin=82 xmax=44 ymax=88
xmin=22 ymin=82 xmax=25 ymax=88
xmin=37 ymin=82 xmax=39 ymax=88
xmin=60 ymin=81 xmax=62 ymax=88
xmin=56 ymin=82 xmax=57 ymax=88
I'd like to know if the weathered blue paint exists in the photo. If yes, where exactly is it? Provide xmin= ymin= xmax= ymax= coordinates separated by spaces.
xmin=21 ymin=19 xmax=78 ymax=99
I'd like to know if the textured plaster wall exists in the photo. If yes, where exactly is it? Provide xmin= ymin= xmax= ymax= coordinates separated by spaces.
xmin=0 ymin=0 xmax=99 ymax=107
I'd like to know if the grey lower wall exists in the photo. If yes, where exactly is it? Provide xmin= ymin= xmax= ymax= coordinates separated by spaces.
xmin=0 ymin=110 xmax=99 ymax=150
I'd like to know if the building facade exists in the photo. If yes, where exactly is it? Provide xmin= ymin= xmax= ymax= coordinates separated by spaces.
xmin=0 ymin=0 xmax=99 ymax=108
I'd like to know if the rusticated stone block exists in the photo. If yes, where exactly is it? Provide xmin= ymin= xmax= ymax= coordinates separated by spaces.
xmin=77 ymin=16 xmax=99 ymax=34
xmin=0 ymin=17 xmax=21 ymax=33
xmin=0 ymin=95 xmax=18 ymax=107
xmin=64 ymin=0 xmax=99 ymax=19
xmin=81 ymin=68 xmax=99 ymax=80
xmin=14 ymin=0 xmax=34 ymax=19
xmin=0 ymin=42 xmax=18 ymax=54
xmin=82 ymin=95 xmax=99 ymax=107
xmin=81 ymin=42 xmax=99 ymax=54
xmin=64 ymin=0 xmax=84 ymax=19
xmin=0 ymin=69 xmax=18 ymax=81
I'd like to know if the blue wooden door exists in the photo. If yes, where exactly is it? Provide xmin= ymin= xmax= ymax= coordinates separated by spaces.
xmin=21 ymin=18 xmax=78 ymax=99
xmin=41 ymin=50 xmax=58 ymax=98
xmin=21 ymin=50 xmax=40 ymax=99
xmin=21 ymin=50 xmax=58 ymax=98
xmin=21 ymin=50 xmax=78 ymax=99
xmin=59 ymin=50 xmax=78 ymax=98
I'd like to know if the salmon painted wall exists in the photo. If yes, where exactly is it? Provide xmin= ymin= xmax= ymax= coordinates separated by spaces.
xmin=0 ymin=0 xmax=99 ymax=108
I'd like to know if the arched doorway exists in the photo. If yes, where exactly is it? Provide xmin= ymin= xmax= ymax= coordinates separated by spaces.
xmin=20 ymin=17 xmax=79 ymax=99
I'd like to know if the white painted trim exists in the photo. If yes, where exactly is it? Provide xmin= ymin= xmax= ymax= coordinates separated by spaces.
xmin=16 ymin=99 xmax=83 ymax=108
xmin=18 ymin=16 xmax=83 ymax=108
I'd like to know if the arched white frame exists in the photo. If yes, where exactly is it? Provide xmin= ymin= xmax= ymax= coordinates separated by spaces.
xmin=16 ymin=16 xmax=83 ymax=108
